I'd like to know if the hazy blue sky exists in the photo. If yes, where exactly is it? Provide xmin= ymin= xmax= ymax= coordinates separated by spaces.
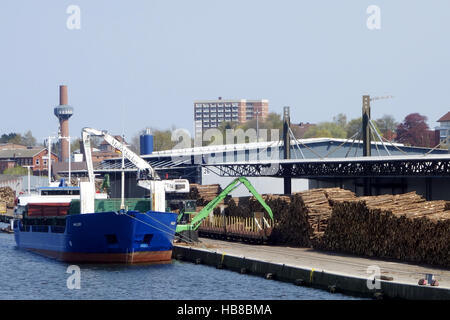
xmin=1 ymin=1 xmax=449 ymax=143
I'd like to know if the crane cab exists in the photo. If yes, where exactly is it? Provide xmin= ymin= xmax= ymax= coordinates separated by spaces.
xmin=164 ymin=179 xmax=190 ymax=193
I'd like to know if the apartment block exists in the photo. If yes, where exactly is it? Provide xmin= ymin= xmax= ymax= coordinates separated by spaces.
xmin=194 ymin=98 xmax=269 ymax=141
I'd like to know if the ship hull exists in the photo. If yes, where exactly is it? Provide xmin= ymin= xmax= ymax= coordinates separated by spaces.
xmin=14 ymin=210 xmax=177 ymax=264
xmin=26 ymin=248 xmax=173 ymax=263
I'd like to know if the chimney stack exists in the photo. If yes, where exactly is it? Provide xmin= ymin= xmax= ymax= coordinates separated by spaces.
xmin=54 ymin=85 xmax=74 ymax=163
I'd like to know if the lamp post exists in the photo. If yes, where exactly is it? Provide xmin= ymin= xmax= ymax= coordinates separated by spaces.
xmin=47 ymin=136 xmax=54 ymax=186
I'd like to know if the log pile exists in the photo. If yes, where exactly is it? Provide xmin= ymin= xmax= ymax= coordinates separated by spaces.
xmin=222 ymin=188 xmax=357 ymax=246
xmin=224 ymin=197 xmax=253 ymax=217
xmin=275 ymin=188 xmax=357 ymax=245
xmin=189 ymin=184 xmax=224 ymax=206
xmin=0 ymin=187 xmax=15 ymax=208
xmin=195 ymin=184 xmax=450 ymax=267
xmin=316 ymin=192 xmax=450 ymax=267
xmin=267 ymin=194 xmax=310 ymax=246
xmin=310 ymin=188 xmax=357 ymax=242
xmin=323 ymin=188 xmax=357 ymax=205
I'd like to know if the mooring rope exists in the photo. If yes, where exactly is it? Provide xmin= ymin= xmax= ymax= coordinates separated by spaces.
xmin=121 ymin=211 xmax=210 ymax=248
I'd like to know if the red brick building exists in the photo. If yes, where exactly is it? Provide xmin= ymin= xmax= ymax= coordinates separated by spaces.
xmin=0 ymin=148 xmax=58 ymax=174
xmin=0 ymin=159 xmax=16 ymax=172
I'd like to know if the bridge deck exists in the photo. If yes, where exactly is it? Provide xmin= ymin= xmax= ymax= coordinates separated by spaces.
xmin=205 ymin=154 xmax=450 ymax=178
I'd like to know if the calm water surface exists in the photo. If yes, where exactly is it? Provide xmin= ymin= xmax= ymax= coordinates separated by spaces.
xmin=0 ymin=224 xmax=362 ymax=300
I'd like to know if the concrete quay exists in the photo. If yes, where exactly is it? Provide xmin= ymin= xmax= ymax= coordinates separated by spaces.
xmin=173 ymin=238 xmax=450 ymax=300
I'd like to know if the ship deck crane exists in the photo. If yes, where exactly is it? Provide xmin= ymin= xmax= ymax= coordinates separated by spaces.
xmin=81 ymin=127 xmax=189 ymax=213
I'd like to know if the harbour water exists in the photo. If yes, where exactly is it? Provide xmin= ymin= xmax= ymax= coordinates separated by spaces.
xmin=0 ymin=224 xmax=361 ymax=300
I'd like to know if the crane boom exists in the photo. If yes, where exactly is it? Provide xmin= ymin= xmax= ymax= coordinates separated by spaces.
xmin=82 ymin=127 xmax=158 ymax=182
xmin=176 ymin=177 xmax=273 ymax=233
xmin=80 ymin=127 xmax=189 ymax=213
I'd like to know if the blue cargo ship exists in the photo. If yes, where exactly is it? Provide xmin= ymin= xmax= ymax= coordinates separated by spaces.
xmin=13 ymin=186 xmax=178 ymax=263
xmin=14 ymin=210 xmax=177 ymax=263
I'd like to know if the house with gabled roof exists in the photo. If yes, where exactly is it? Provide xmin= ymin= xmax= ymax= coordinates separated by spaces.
xmin=0 ymin=148 xmax=58 ymax=174
xmin=436 ymin=111 xmax=450 ymax=144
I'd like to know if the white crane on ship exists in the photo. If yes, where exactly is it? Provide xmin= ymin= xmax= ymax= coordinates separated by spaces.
xmin=81 ymin=127 xmax=189 ymax=214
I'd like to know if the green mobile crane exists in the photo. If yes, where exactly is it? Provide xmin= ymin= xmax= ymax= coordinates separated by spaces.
xmin=175 ymin=177 xmax=273 ymax=242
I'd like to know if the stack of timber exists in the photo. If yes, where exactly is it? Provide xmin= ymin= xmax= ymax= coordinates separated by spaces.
xmin=223 ymin=197 xmax=253 ymax=217
xmin=267 ymin=193 xmax=310 ymax=246
xmin=198 ymin=186 xmax=450 ymax=267
xmin=220 ymin=188 xmax=356 ymax=246
xmin=268 ymin=188 xmax=356 ymax=246
xmin=199 ymin=215 xmax=275 ymax=242
xmin=317 ymin=191 xmax=450 ymax=267
xmin=189 ymin=184 xmax=224 ymax=206
xmin=0 ymin=187 xmax=15 ymax=208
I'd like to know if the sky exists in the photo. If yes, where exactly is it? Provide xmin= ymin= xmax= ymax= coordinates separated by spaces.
xmin=1 ymin=1 xmax=450 ymax=143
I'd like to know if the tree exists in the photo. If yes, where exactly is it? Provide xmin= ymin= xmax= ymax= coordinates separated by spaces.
xmin=333 ymin=113 xmax=347 ymax=128
xmin=396 ymin=113 xmax=435 ymax=147
xmin=345 ymin=117 xmax=362 ymax=138
xmin=237 ymin=112 xmax=283 ymax=131
xmin=263 ymin=112 xmax=284 ymax=132
xmin=0 ymin=131 xmax=40 ymax=146
xmin=211 ymin=113 xmax=284 ymax=146
xmin=3 ymin=166 xmax=27 ymax=175
xmin=71 ymin=138 xmax=81 ymax=152
xmin=303 ymin=122 xmax=347 ymax=139
xmin=291 ymin=123 xmax=316 ymax=139
xmin=0 ymin=132 xmax=22 ymax=144
xmin=202 ymin=121 xmax=238 ymax=146
xmin=235 ymin=112 xmax=283 ymax=141
xmin=375 ymin=115 xmax=398 ymax=140
xmin=21 ymin=130 xmax=37 ymax=147
xmin=302 ymin=113 xmax=355 ymax=139
xmin=154 ymin=128 xmax=178 ymax=151
xmin=130 ymin=133 xmax=141 ymax=154
xmin=342 ymin=115 xmax=397 ymax=141
xmin=91 ymin=136 xmax=103 ymax=149
xmin=0 ymin=133 xmax=17 ymax=143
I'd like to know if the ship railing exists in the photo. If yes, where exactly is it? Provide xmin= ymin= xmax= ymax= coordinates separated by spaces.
xmin=18 ymin=222 xmax=66 ymax=234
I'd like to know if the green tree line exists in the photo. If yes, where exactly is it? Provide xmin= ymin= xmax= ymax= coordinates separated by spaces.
xmin=129 ymin=111 xmax=439 ymax=151
xmin=0 ymin=130 xmax=38 ymax=146
xmin=302 ymin=113 xmax=398 ymax=140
